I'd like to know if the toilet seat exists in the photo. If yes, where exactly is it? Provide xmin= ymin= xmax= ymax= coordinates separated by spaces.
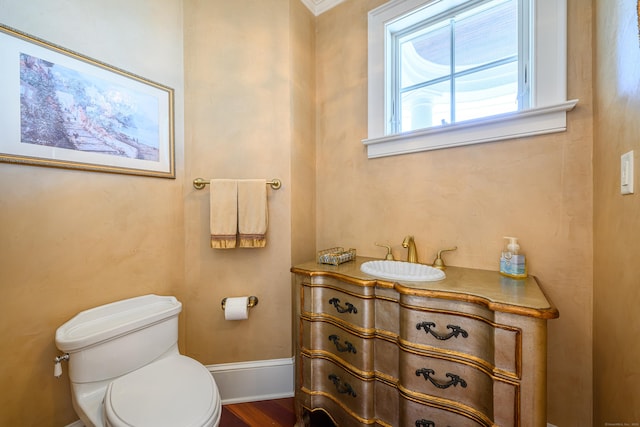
xmin=104 ymin=355 xmax=221 ymax=427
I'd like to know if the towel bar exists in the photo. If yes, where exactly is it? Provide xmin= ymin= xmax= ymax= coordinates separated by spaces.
xmin=193 ymin=178 xmax=281 ymax=190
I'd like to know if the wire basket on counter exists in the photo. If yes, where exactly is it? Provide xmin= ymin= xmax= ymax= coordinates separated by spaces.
xmin=317 ymin=247 xmax=356 ymax=266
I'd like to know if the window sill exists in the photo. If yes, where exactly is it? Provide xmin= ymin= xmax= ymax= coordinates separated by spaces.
xmin=362 ymin=99 xmax=578 ymax=159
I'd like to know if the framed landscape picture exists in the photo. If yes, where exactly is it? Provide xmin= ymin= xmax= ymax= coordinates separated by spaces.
xmin=0 ymin=24 xmax=175 ymax=178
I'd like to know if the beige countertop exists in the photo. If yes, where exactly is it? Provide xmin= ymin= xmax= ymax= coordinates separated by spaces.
xmin=292 ymin=256 xmax=559 ymax=319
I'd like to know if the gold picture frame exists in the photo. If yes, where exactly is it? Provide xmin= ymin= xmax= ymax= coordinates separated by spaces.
xmin=0 ymin=24 xmax=175 ymax=178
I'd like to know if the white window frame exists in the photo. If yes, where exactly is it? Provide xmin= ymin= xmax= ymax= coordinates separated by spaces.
xmin=363 ymin=0 xmax=578 ymax=159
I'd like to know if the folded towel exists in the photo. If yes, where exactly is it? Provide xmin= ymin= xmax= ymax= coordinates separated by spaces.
xmin=237 ymin=179 xmax=268 ymax=248
xmin=210 ymin=179 xmax=238 ymax=249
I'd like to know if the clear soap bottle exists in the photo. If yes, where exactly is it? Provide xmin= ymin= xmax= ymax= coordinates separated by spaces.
xmin=500 ymin=236 xmax=527 ymax=279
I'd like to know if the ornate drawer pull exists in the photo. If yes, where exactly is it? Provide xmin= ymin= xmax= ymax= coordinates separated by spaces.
xmin=328 ymin=298 xmax=358 ymax=314
xmin=415 ymin=420 xmax=435 ymax=427
xmin=416 ymin=368 xmax=467 ymax=389
xmin=328 ymin=334 xmax=357 ymax=354
xmin=416 ymin=321 xmax=468 ymax=340
xmin=328 ymin=373 xmax=357 ymax=397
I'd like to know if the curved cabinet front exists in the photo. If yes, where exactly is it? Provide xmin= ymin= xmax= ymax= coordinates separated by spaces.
xmin=292 ymin=257 xmax=558 ymax=427
xmin=302 ymin=319 xmax=374 ymax=373
xmin=399 ymin=393 xmax=489 ymax=427
xmin=399 ymin=347 xmax=518 ymax=422
xmin=400 ymin=296 xmax=521 ymax=378
xmin=303 ymin=278 xmax=374 ymax=332
xmin=301 ymin=355 xmax=375 ymax=425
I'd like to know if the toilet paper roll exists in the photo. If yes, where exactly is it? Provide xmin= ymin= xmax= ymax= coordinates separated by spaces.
xmin=224 ymin=297 xmax=249 ymax=320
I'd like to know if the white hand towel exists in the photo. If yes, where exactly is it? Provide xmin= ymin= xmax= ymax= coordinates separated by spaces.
xmin=237 ymin=179 xmax=268 ymax=248
xmin=209 ymin=179 xmax=238 ymax=249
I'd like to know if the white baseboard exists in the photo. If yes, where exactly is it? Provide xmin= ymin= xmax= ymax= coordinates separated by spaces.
xmin=207 ymin=357 xmax=295 ymax=405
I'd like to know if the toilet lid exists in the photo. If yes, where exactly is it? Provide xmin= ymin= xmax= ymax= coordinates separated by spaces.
xmin=104 ymin=355 xmax=220 ymax=427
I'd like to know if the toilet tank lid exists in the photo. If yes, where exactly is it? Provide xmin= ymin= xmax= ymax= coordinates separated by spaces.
xmin=55 ymin=294 xmax=182 ymax=352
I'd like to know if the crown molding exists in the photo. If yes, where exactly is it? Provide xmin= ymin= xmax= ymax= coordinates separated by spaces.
xmin=299 ymin=0 xmax=346 ymax=16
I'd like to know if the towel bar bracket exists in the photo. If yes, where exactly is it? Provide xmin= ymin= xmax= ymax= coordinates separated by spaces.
xmin=193 ymin=178 xmax=281 ymax=190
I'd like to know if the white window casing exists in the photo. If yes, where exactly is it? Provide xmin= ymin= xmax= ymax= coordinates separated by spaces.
xmin=363 ymin=0 xmax=578 ymax=159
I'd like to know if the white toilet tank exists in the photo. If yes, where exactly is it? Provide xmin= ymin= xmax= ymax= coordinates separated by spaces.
xmin=55 ymin=294 xmax=182 ymax=384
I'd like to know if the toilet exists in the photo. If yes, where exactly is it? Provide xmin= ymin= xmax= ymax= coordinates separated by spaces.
xmin=55 ymin=294 xmax=221 ymax=427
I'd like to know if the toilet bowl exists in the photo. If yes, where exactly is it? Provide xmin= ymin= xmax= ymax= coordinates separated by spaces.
xmin=103 ymin=355 xmax=220 ymax=427
xmin=55 ymin=294 xmax=221 ymax=427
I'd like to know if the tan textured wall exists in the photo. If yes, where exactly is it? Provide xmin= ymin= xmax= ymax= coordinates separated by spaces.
xmin=315 ymin=1 xmax=593 ymax=425
xmin=0 ymin=0 xmax=607 ymax=424
xmin=0 ymin=0 xmax=314 ymax=423
xmin=183 ymin=0 xmax=314 ymax=364
xmin=291 ymin=0 xmax=317 ymax=267
xmin=0 ymin=1 xmax=185 ymax=425
xmin=594 ymin=1 xmax=640 ymax=425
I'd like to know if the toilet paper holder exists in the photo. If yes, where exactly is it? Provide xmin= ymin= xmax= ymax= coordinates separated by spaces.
xmin=221 ymin=296 xmax=259 ymax=311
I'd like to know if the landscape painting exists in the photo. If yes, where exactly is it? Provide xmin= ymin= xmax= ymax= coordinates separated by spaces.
xmin=0 ymin=25 xmax=175 ymax=178
xmin=20 ymin=53 xmax=160 ymax=161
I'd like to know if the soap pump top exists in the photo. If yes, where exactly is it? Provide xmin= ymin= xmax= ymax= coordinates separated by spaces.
xmin=504 ymin=236 xmax=520 ymax=254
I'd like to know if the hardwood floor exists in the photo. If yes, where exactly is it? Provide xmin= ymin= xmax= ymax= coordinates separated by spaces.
xmin=220 ymin=397 xmax=336 ymax=427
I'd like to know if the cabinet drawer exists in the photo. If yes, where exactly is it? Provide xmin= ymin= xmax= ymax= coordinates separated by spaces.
xmin=400 ymin=349 xmax=494 ymax=417
xmin=401 ymin=307 xmax=519 ymax=376
xmin=400 ymin=395 xmax=488 ymax=427
xmin=303 ymin=285 xmax=374 ymax=330
xmin=302 ymin=355 xmax=375 ymax=422
xmin=302 ymin=319 xmax=374 ymax=372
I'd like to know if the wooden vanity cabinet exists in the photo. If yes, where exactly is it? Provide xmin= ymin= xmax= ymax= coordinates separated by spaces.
xmin=292 ymin=257 xmax=558 ymax=427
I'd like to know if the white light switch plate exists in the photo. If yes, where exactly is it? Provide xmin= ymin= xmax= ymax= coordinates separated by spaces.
xmin=621 ymin=150 xmax=634 ymax=195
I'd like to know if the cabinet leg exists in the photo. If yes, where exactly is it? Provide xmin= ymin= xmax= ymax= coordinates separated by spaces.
xmin=294 ymin=402 xmax=311 ymax=427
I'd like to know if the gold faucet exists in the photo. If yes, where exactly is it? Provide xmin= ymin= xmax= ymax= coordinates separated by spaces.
xmin=402 ymin=235 xmax=418 ymax=263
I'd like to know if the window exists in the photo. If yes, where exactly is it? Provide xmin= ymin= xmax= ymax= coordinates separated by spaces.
xmin=394 ymin=0 xmax=523 ymax=132
xmin=363 ymin=0 xmax=577 ymax=159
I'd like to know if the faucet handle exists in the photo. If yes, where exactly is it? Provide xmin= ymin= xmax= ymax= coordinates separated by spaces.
xmin=375 ymin=243 xmax=395 ymax=260
xmin=432 ymin=247 xmax=457 ymax=269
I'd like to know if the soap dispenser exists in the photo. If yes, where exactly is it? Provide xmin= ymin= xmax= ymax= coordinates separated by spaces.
xmin=500 ymin=236 xmax=527 ymax=279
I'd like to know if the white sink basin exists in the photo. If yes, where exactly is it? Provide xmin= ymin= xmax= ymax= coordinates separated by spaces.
xmin=360 ymin=260 xmax=445 ymax=282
